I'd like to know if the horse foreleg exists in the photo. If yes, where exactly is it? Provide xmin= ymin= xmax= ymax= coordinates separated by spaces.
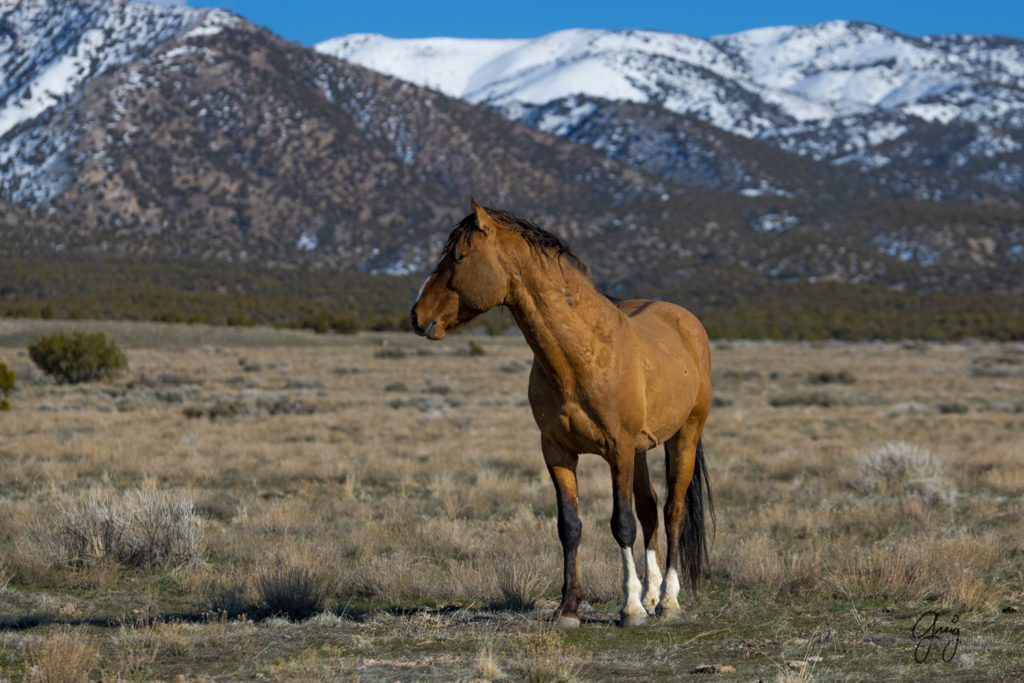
xmin=633 ymin=451 xmax=662 ymax=615
xmin=543 ymin=437 xmax=583 ymax=629
xmin=609 ymin=442 xmax=646 ymax=627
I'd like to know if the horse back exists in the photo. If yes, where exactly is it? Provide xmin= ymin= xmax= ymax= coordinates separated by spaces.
xmin=618 ymin=300 xmax=710 ymax=366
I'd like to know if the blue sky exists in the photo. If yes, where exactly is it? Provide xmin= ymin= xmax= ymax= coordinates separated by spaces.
xmin=172 ymin=0 xmax=1024 ymax=45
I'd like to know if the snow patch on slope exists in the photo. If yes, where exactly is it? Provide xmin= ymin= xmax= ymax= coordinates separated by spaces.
xmin=318 ymin=21 xmax=1024 ymax=141
xmin=0 ymin=0 xmax=206 ymax=138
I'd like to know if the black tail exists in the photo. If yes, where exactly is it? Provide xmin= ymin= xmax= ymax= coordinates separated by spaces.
xmin=681 ymin=437 xmax=714 ymax=592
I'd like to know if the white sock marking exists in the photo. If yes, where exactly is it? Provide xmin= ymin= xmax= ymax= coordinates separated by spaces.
xmin=660 ymin=567 xmax=681 ymax=610
xmin=620 ymin=547 xmax=646 ymax=617
xmin=642 ymin=549 xmax=663 ymax=613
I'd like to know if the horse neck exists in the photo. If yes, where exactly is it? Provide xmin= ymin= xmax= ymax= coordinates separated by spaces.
xmin=503 ymin=250 xmax=622 ymax=390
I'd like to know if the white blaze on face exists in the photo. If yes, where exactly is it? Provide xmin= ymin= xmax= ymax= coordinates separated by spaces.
xmin=641 ymin=548 xmax=663 ymax=613
xmin=619 ymin=547 xmax=646 ymax=618
xmin=414 ymin=270 xmax=435 ymax=306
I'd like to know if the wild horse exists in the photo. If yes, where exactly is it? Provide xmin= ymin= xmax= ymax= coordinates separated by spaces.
xmin=411 ymin=201 xmax=713 ymax=627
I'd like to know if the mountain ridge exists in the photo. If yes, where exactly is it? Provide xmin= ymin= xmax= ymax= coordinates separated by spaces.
xmin=318 ymin=22 xmax=1024 ymax=201
xmin=0 ymin=0 xmax=1021 ymax=306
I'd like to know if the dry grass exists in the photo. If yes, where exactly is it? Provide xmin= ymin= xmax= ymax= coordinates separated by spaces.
xmin=24 ymin=628 xmax=99 ymax=682
xmin=255 ymin=551 xmax=336 ymax=620
xmin=1 ymin=322 xmax=1022 ymax=679
xmin=42 ymin=485 xmax=205 ymax=569
xmin=494 ymin=549 xmax=548 ymax=611
xmin=476 ymin=640 xmax=504 ymax=680
xmin=512 ymin=625 xmax=590 ymax=682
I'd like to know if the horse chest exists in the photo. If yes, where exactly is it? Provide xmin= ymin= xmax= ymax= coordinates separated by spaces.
xmin=532 ymin=399 xmax=612 ymax=453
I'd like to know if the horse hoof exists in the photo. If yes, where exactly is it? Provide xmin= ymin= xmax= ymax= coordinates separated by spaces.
xmin=555 ymin=616 xmax=580 ymax=630
xmin=619 ymin=612 xmax=647 ymax=627
xmin=656 ymin=605 xmax=681 ymax=620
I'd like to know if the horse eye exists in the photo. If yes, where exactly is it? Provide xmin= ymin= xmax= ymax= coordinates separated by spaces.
xmin=453 ymin=252 xmax=467 ymax=264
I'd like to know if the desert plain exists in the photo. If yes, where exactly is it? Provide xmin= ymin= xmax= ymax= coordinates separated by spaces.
xmin=0 ymin=319 xmax=1022 ymax=680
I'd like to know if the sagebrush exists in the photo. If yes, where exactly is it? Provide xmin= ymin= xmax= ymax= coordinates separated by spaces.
xmin=27 ymin=331 xmax=127 ymax=383
xmin=0 ymin=362 xmax=13 ymax=410
xmin=46 ymin=487 xmax=205 ymax=569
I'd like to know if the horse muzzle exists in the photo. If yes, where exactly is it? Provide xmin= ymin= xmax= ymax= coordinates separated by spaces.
xmin=411 ymin=312 xmax=446 ymax=340
xmin=422 ymin=320 xmax=445 ymax=340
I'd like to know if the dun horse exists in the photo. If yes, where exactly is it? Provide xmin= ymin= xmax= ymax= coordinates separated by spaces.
xmin=411 ymin=201 xmax=713 ymax=627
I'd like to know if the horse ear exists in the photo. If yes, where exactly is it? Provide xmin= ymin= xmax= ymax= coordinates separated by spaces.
xmin=471 ymin=199 xmax=496 ymax=235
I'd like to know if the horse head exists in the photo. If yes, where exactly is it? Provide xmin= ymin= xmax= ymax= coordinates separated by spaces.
xmin=410 ymin=200 xmax=509 ymax=340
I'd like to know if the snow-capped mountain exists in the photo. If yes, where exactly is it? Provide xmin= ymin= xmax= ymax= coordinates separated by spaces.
xmin=318 ymin=29 xmax=791 ymax=136
xmin=318 ymin=22 xmax=1024 ymax=133
xmin=0 ymin=0 xmax=209 ymax=139
xmin=318 ymin=23 xmax=1024 ymax=198
xmin=1 ymin=1 xmax=1022 ymax=296
xmin=0 ymin=0 xmax=659 ymax=271
xmin=0 ymin=0 xmax=244 ymax=206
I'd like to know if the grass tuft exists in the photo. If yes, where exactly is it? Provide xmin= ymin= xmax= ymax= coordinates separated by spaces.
xmin=855 ymin=441 xmax=952 ymax=503
xmin=494 ymin=552 xmax=546 ymax=611
xmin=25 ymin=628 xmax=99 ymax=683
xmin=476 ymin=640 xmax=504 ymax=681
xmin=512 ymin=625 xmax=589 ymax=683
xmin=255 ymin=558 xmax=334 ymax=621
xmin=45 ymin=486 xmax=205 ymax=569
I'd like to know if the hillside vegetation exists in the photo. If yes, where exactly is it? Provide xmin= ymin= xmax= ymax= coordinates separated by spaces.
xmin=2 ymin=254 xmax=1022 ymax=341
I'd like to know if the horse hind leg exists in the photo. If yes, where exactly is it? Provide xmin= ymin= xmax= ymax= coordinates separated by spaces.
xmin=659 ymin=425 xmax=712 ymax=616
xmin=633 ymin=450 xmax=662 ymax=615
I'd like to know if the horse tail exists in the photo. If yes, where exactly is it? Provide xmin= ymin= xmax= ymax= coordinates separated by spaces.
xmin=682 ymin=437 xmax=714 ymax=592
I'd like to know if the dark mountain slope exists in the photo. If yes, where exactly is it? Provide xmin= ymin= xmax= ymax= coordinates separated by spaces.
xmin=2 ymin=11 xmax=656 ymax=270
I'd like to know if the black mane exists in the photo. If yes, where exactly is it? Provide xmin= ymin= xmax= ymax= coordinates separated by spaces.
xmin=442 ymin=207 xmax=590 ymax=276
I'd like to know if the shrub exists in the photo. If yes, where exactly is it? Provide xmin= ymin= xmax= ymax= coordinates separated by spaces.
xmin=301 ymin=314 xmax=332 ymax=334
xmin=0 ymin=362 xmax=14 ymax=411
xmin=153 ymin=310 xmax=185 ymax=323
xmin=47 ymin=487 xmax=206 ymax=569
xmin=255 ymin=560 xmax=333 ymax=620
xmin=205 ymin=570 xmax=255 ymax=618
xmin=226 ymin=314 xmax=257 ymax=327
xmin=331 ymin=316 xmax=360 ymax=334
xmin=27 ymin=331 xmax=127 ymax=384
xmin=25 ymin=627 xmax=99 ymax=683
xmin=809 ymin=370 xmax=856 ymax=385
xmin=854 ymin=441 xmax=953 ymax=504
xmin=512 ymin=626 xmax=589 ymax=683
xmin=494 ymin=552 xmax=545 ymax=611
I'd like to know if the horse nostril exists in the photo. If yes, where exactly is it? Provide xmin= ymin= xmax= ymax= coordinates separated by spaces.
xmin=411 ymin=310 xmax=428 ymax=336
